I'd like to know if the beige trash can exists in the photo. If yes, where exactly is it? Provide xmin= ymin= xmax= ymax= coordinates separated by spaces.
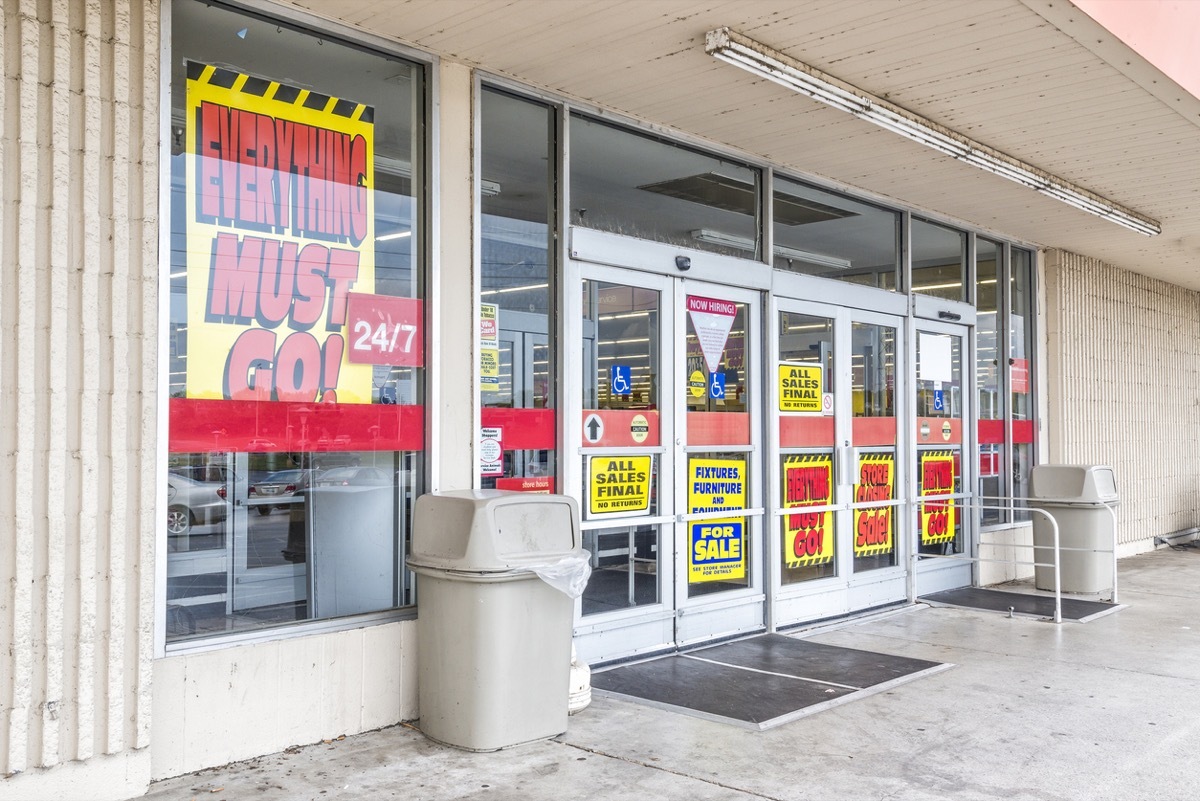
xmin=1028 ymin=465 xmax=1119 ymax=594
xmin=408 ymin=490 xmax=585 ymax=751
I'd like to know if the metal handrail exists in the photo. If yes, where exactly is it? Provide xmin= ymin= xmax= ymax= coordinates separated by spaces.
xmin=916 ymin=500 xmax=1063 ymax=623
xmin=915 ymin=496 xmax=1120 ymax=623
xmin=981 ymin=495 xmax=1119 ymax=606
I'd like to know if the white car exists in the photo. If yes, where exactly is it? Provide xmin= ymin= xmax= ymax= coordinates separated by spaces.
xmin=166 ymin=473 xmax=229 ymax=537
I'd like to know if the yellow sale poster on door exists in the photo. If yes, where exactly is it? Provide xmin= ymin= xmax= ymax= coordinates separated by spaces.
xmin=778 ymin=363 xmax=823 ymax=412
xmin=782 ymin=454 xmax=833 ymax=568
xmin=588 ymin=455 xmax=653 ymax=516
xmin=688 ymin=457 xmax=747 ymax=582
xmin=854 ymin=452 xmax=895 ymax=557
xmin=920 ymin=450 xmax=957 ymax=545
xmin=185 ymin=61 xmax=376 ymax=403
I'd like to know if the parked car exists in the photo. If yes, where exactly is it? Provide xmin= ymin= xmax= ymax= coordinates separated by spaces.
xmin=313 ymin=466 xmax=392 ymax=487
xmin=247 ymin=469 xmax=317 ymax=514
xmin=166 ymin=473 xmax=229 ymax=537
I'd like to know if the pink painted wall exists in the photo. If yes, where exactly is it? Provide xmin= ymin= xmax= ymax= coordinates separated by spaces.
xmin=1074 ymin=0 xmax=1200 ymax=99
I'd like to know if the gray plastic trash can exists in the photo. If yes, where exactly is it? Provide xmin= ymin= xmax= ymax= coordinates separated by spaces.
xmin=1028 ymin=465 xmax=1119 ymax=593
xmin=408 ymin=490 xmax=583 ymax=751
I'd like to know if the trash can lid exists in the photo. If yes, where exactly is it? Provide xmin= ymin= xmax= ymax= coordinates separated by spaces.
xmin=1029 ymin=465 xmax=1118 ymax=503
xmin=409 ymin=490 xmax=581 ymax=572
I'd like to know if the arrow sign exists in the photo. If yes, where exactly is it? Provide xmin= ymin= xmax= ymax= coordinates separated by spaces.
xmin=583 ymin=413 xmax=604 ymax=444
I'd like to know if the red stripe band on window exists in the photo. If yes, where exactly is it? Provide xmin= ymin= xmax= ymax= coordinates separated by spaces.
xmin=169 ymin=398 xmax=424 ymax=453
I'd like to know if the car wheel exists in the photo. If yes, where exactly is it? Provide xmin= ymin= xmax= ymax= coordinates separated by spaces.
xmin=256 ymin=506 xmax=272 ymax=516
xmin=166 ymin=505 xmax=192 ymax=536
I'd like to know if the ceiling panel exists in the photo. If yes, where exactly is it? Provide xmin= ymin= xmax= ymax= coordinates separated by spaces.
xmin=290 ymin=0 xmax=1200 ymax=288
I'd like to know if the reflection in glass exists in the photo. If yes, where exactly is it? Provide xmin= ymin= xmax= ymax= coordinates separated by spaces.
xmin=166 ymin=450 xmax=414 ymax=642
xmin=976 ymin=238 xmax=1003 ymax=522
xmin=916 ymin=332 xmax=964 ymax=558
xmin=166 ymin=1 xmax=425 ymax=643
xmin=570 ymin=113 xmax=760 ymax=258
xmin=911 ymin=218 xmax=967 ymax=301
xmin=480 ymin=88 xmax=559 ymax=491
xmin=582 ymin=281 xmax=660 ymax=411
xmin=773 ymin=175 xmax=900 ymax=290
xmin=581 ymin=525 xmax=660 ymax=615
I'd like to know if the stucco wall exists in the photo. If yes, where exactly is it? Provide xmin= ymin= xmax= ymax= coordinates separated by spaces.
xmin=1 ymin=1 xmax=159 ymax=799
xmin=1044 ymin=249 xmax=1200 ymax=553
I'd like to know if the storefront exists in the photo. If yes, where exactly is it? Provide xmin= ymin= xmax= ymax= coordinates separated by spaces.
xmin=11 ymin=2 xmax=1197 ymax=799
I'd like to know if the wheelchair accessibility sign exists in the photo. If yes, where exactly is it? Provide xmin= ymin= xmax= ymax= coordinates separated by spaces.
xmin=610 ymin=364 xmax=632 ymax=396
xmin=709 ymin=371 xmax=726 ymax=400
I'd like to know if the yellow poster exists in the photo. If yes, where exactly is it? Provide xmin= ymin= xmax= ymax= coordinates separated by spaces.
xmin=588 ymin=455 xmax=652 ymax=516
xmin=782 ymin=454 xmax=834 ymax=568
xmin=688 ymin=457 xmax=747 ymax=582
xmin=854 ymin=453 xmax=895 ymax=557
xmin=778 ymin=363 xmax=823 ymax=413
xmin=480 ymin=303 xmax=499 ymax=391
xmin=920 ymin=450 xmax=957 ymax=545
xmin=185 ymin=62 xmax=375 ymax=403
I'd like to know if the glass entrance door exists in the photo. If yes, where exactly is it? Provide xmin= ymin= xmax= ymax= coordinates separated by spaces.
xmin=913 ymin=322 xmax=973 ymax=595
xmin=771 ymin=299 xmax=908 ymax=625
xmin=569 ymin=263 xmax=763 ymax=663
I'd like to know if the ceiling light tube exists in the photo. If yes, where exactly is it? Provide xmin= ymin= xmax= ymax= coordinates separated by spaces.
xmin=705 ymin=27 xmax=1161 ymax=236
xmin=690 ymin=228 xmax=852 ymax=270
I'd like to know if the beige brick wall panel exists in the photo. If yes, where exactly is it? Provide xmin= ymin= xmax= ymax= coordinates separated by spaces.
xmin=1 ymin=0 xmax=157 ymax=788
xmin=1045 ymin=250 xmax=1200 ymax=551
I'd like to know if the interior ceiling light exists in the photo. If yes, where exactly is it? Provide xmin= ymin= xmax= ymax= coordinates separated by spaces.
xmin=705 ymin=27 xmax=1161 ymax=237
xmin=690 ymin=229 xmax=852 ymax=270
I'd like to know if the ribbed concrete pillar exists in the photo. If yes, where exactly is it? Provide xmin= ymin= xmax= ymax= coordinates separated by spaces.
xmin=1044 ymin=249 xmax=1200 ymax=552
xmin=1 ymin=1 xmax=158 ymax=798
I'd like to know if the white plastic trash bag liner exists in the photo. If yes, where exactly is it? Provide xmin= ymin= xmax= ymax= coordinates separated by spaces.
xmin=528 ymin=554 xmax=592 ymax=598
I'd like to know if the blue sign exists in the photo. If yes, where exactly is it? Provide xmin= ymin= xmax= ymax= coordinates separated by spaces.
xmin=709 ymin=371 xmax=726 ymax=400
xmin=933 ymin=389 xmax=945 ymax=412
xmin=610 ymin=364 xmax=632 ymax=396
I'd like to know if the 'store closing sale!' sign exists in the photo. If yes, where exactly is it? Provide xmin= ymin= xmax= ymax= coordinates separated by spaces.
xmin=920 ymin=450 xmax=957 ymax=546
xmin=185 ymin=61 xmax=388 ymax=404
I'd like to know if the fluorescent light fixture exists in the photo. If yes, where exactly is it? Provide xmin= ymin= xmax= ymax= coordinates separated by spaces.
xmin=481 ymin=179 xmax=502 ymax=197
xmin=480 ymin=282 xmax=549 ymax=297
xmin=377 ymin=229 xmax=412 ymax=242
xmin=705 ymin=27 xmax=1161 ymax=237
xmin=690 ymin=228 xmax=852 ymax=270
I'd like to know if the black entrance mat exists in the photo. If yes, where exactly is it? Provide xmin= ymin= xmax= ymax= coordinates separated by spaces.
xmin=591 ymin=634 xmax=951 ymax=730
xmin=920 ymin=586 xmax=1124 ymax=622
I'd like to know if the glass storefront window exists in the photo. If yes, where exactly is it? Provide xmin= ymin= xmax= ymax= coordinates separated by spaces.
xmin=778 ymin=312 xmax=836 ymax=584
xmin=1010 ymin=248 xmax=1035 ymax=514
xmin=976 ymin=238 xmax=1003 ymax=523
xmin=772 ymin=175 xmax=900 ymax=290
xmin=480 ymin=88 xmax=557 ymax=492
xmin=911 ymin=218 xmax=967 ymax=302
xmin=853 ymin=322 xmax=899 ymax=571
xmin=167 ymin=1 xmax=425 ymax=643
xmin=569 ymin=113 xmax=760 ymax=258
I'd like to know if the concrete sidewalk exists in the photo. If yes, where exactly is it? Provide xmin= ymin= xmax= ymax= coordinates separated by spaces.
xmin=138 ymin=548 xmax=1200 ymax=801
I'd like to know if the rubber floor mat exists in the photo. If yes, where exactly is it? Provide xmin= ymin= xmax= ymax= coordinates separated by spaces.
xmin=920 ymin=586 xmax=1123 ymax=622
xmin=590 ymin=634 xmax=951 ymax=730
